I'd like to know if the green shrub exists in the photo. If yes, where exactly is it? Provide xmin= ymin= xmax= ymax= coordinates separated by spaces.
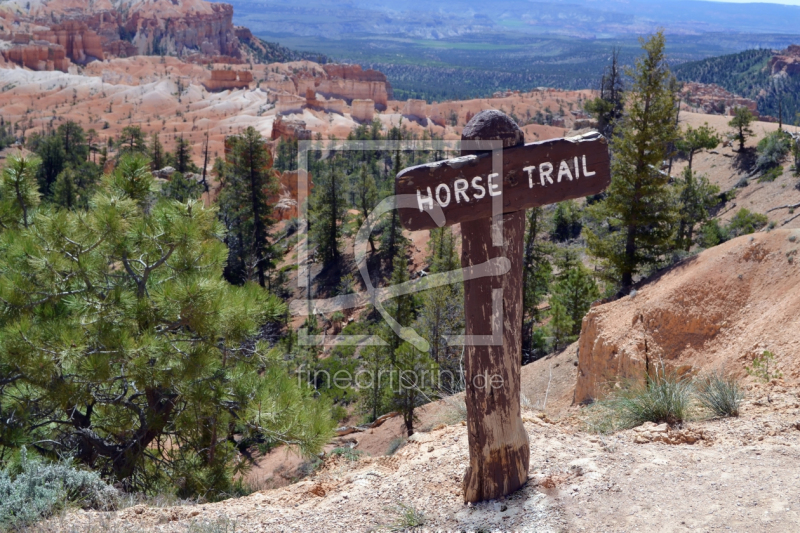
xmin=696 ymin=371 xmax=744 ymax=417
xmin=386 ymin=437 xmax=406 ymax=456
xmin=757 ymin=165 xmax=783 ymax=183
xmin=728 ymin=208 xmax=768 ymax=238
xmin=331 ymin=447 xmax=363 ymax=462
xmin=756 ymin=130 xmax=792 ymax=172
xmin=0 ymin=448 xmax=118 ymax=530
xmin=605 ymin=368 xmax=693 ymax=427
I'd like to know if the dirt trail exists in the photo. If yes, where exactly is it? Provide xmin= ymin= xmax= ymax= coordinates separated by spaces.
xmin=46 ymin=380 xmax=800 ymax=532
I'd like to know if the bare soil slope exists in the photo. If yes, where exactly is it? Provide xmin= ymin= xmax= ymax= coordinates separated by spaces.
xmin=577 ymin=229 xmax=800 ymax=403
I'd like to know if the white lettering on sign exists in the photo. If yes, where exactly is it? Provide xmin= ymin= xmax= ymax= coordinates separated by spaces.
xmin=417 ymin=187 xmax=434 ymax=211
xmin=454 ymin=179 xmax=470 ymax=203
xmin=523 ymin=165 xmax=536 ymax=188
xmin=472 ymin=176 xmax=486 ymax=199
xmin=436 ymin=183 xmax=451 ymax=207
xmin=487 ymin=173 xmax=502 ymax=197
xmin=539 ymin=162 xmax=554 ymax=185
xmin=557 ymin=160 xmax=573 ymax=182
xmin=582 ymin=155 xmax=596 ymax=177
xmin=414 ymin=154 xmax=597 ymax=210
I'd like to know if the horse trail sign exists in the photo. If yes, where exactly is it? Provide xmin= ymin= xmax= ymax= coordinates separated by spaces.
xmin=395 ymin=110 xmax=611 ymax=503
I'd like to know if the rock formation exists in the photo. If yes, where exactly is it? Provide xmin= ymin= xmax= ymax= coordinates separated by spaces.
xmin=33 ymin=21 xmax=104 ymax=63
xmin=403 ymin=99 xmax=427 ymax=120
xmin=575 ymin=230 xmax=800 ymax=404
xmin=1 ymin=0 xmax=242 ymax=65
xmin=681 ymin=82 xmax=758 ymax=116
xmin=271 ymin=116 xmax=311 ymax=141
xmin=316 ymin=64 xmax=393 ymax=110
xmin=2 ymin=41 xmax=70 ymax=71
xmin=351 ymin=99 xmax=375 ymax=123
xmin=769 ymin=44 xmax=800 ymax=76
xmin=203 ymin=69 xmax=252 ymax=92
xmin=275 ymin=93 xmax=306 ymax=115
xmin=268 ymin=170 xmax=312 ymax=221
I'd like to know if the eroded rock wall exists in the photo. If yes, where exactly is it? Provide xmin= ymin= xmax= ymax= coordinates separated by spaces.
xmin=575 ymin=230 xmax=800 ymax=404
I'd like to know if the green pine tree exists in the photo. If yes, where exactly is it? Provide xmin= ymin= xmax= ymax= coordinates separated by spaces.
xmin=0 ymin=154 xmax=333 ymax=496
xmin=0 ymin=152 xmax=41 ymax=230
xmin=217 ymin=127 xmax=279 ymax=287
xmin=729 ymin=107 xmax=755 ymax=152
xmin=549 ymin=265 xmax=600 ymax=338
xmin=585 ymin=32 xmax=680 ymax=291
xmin=674 ymin=168 xmax=721 ymax=251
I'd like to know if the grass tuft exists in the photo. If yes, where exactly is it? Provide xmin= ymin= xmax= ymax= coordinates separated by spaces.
xmin=385 ymin=502 xmax=425 ymax=531
xmin=696 ymin=370 xmax=743 ymax=417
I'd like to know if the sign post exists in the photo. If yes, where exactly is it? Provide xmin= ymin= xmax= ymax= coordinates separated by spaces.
xmin=396 ymin=110 xmax=611 ymax=502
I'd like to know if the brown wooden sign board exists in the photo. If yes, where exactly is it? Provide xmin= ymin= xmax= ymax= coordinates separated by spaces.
xmin=396 ymin=131 xmax=611 ymax=231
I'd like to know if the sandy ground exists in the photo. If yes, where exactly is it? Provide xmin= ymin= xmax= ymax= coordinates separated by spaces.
xmin=41 ymin=380 xmax=800 ymax=532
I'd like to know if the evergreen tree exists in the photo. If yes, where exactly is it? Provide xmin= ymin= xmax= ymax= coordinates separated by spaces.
xmin=522 ymin=207 xmax=553 ymax=357
xmin=52 ymin=168 xmax=77 ymax=209
xmin=309 ymin=157 xmax=346 ymax=265
xmin=56 ymin=121 xmax=88 ymax=166
xmin=728 ymin=107 xmax=755 ymax=152
xmin=116 ymin=125 xmax=148 ymax=156
xmin=34 ymin=133 xmax=65 ymax=196
xmin=150 ymin=133 xmax=165 ymax=171
xmin=549 ymin=300 xmax=574 ymax=351
xmin=415 ymin=226 xmax=463 ymax=391
xmin=173 ymin=134 xmax=197 ymax=174
xmin=549 ymin=265 xmax=600 ymax=338
xmin=585 ymin=32 xmax=680 ymax=291
xmin=359 ymin=344 xmax=391 ymax=423
xmin=383 ymin=150 xmax=404 ymax=266
xmin=217 ymin=127 xmax=279 ymax=287
xmin=0 ymin=154 xmax=333 ymax=496
xmin=354 ymin=164 xmax=378 ymax=254
xmin=0 ymin=152 xmax=41 ymax=230
xmin=551 ymin=200 xmax=583 ymax=242
xmin=389 ymin=342 xmax=435 ymax=437
xmin=584 ymin=48 xmax=625 ymax=139
xmin=162 ymin=172 xmax=203 ymax=203
xmin=674 ymin=168 xmax=721 ymax=251
xmin=676 ymin=123 xmax=720 ymax=171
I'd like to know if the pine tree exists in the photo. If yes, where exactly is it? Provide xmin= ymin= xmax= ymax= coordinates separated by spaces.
xmin=549 ymin=300 xmax=574 ymax=351
xmin=676 ymin=123 xmax=720 ymax=171
xmin=309 ymin=157 xmax=346 ymax=265
xmin=584 ymin=48 xmax=625 ymax=139
xmin=585 ymin=32 xmax=680 ymax=291
xmin=0 ymin=152 xmax=41 ymax=230
xmin=173 ymin=134 xmax=197 ymax=174
xmin=390 ymin=342 xmax=435 ymax=437
xmin=549 ymin=265 xmax=600 ymax=338
xmin=729 ymin=107 xmax=755 ymax=152
xmin=415 ymin=226 xmax=463 ymax=391
xmin=674 ymin=168 xmax=721 ymax=251
xmin=52 ymin=168 xmax=77 ymax=209
xmin=57 ymin=121 xmax=88 ymax=166
xmin=383 ymin=150 xmax=404 ymax=266
xmin=354 ymin=163 xmax=378 ymax=254
xmin=217 ymin=127 xmax=279 ymax=287
xmin=117 ymin=125 xmax=148 ymax=155
xmin=150 ymin=133 xmax=165 ymax=171
xmin=522 ymin=207 xmax=553 ymax=357
xmin=0 ymin=153 xmax=333 ymax=496
xmin=34 ymin=133 xmax=65 ymax=196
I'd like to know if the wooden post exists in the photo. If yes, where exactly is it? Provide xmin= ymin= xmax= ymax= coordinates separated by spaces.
xmin=460 ymin=110 xmax=529 ymax=502
xmin=393 ymin=109 xmax=610 ymax=503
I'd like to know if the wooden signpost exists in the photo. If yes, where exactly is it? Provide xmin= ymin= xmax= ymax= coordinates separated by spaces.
xmin=396 ymin=110 xmax=611 ymax=503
